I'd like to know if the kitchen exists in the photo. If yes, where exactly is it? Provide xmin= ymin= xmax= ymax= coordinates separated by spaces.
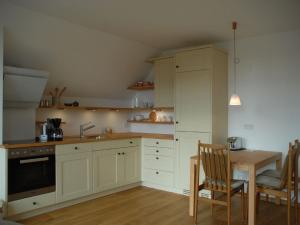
xmin=0 ymin=1 xmax=300 ymax=225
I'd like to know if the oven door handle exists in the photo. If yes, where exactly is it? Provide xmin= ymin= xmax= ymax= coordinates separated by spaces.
xmin=19 ymin=157 xmax=49 ymax=164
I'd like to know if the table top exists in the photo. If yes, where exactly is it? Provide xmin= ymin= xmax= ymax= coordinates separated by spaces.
xmin=191 ymin=150 xmax=282 ymax=170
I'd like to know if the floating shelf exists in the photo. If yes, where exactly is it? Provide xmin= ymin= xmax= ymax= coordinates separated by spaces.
xmin=127 ymin=120 xmax=173 ymax=125
xmin=36 ymin=121 xmax=66 ymax=125
xmin=37 ymin=106 xmax=174 ymax=112
xmin=127 ymin=85 xmax=154 ymax=90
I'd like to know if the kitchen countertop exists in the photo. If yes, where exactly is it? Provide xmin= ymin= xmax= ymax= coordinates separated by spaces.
xmin=1 ymin=132 xmax=174 ymax=149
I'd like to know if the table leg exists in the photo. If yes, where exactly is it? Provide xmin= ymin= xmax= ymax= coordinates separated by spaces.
xmin=248 ymin=165 xmax=256 ymax=225
xmin=189 ymin=158 xmax=196 ymax=216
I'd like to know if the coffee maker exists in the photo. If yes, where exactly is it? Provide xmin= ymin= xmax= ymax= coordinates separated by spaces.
xmin=47 ymin=118 xmax=64 ymax=141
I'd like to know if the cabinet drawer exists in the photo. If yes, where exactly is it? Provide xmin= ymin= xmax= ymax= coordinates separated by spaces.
xmin=143 ymin=139 xmax=174 ymax=148
xmin=144 ymin=147 xmax=173 ymax=157
xmin=143 ymin=169 xmax=174 ymax=187
xmin=92 ymin=139 xmax=140 ymax=150
xmin=7 ymin=192 xmax=56 ymax=216
xmin=144 ymin=155 xmax=174 ymax=172
xmin=56 ymin=143 xmax=92 ymax=155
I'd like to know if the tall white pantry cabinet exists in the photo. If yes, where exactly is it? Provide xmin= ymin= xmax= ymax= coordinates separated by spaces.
xmin=151 ymin=45 xmax=228 ymax=193
xmin=175 ymin=46 xmax=228 ymax=192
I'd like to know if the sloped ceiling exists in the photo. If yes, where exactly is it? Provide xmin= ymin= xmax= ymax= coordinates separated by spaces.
xmin=0 ymin=1 xmax=158 ymax=99
xmin=7 ymin=0 xmax=300 ymax=50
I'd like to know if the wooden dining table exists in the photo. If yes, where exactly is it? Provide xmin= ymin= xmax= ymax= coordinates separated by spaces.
xmin=189 ymin=150 xmax=282 ymax=225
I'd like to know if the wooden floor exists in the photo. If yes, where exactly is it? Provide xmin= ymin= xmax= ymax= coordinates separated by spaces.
xmin=20 ymin=187 xmax=296 ymax=225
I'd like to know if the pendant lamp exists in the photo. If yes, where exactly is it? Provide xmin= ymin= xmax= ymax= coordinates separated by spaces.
xmin=229 ymin=21 xmax=242 ymax=106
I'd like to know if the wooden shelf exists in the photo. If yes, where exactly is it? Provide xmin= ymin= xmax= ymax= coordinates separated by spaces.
xmin=37 ymin=106 xmax=174 ymax=112
xmin=127 ymin=85 xmax=154 ymax=90
xmin=36 ymin=121 xmax=66 ymax=125
xmin=127 ymin=120 xmax=174 ymax=125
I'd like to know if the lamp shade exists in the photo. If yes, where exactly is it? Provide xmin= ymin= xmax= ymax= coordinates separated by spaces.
xmin=229 ymin=94 xmax=242 ymax=106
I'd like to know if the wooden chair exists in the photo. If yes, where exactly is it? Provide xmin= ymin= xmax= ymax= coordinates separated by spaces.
xmin=254 ymin=141 xmax=300 ymax=225
xmin=193 ymin=142 xmax=246 ymax=225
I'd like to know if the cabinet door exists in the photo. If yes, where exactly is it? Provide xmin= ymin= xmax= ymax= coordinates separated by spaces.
xmin=93 ymin=149 xmax=118 ymax=193
xmin=175 ymin=48 xmax=212 ymax=72
xmin=123 ymin=146 xmax=141 ymax=184
xmin=56 ymin=152 xmax=93 ymax=202
xmin=175 ymin=132 xmax=211 ymax=191
xmin=175 ymin=70 xmax=212 ymax=132
xmin=154 ymin=58 xmax=174 ymax=107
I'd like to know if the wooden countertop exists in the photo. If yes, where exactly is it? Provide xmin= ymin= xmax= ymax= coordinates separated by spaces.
xmin=1 ymin=132 xmax=174 ymax=149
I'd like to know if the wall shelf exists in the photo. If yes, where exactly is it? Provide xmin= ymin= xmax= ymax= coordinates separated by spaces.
xmin=127 ymin=120 xmax=174 ymax=125
xmin=37 ymin=106 xmax=174 ymax=112
xmin=127 ymin=85 xmax=154 ymax=90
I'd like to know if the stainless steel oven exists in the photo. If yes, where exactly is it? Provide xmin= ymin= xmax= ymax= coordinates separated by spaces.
xmin=8 ymin=145 xmax=55 ymax=201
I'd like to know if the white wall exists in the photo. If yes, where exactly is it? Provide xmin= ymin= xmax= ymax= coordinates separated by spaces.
xmin=0 ymin=0 xmax=158 ymax=100
xmin=218 ymin=29 xmax=300 ymax=157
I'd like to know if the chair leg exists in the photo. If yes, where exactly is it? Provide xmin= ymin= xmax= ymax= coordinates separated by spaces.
xmin=295 ymin=182 xmax=299 ymax=225
xmin=211 ymin=191 xmax=214 ymax=215
xmin=193 ymin=164 xmax=199 ymax=224
xmin=241 ymin=186 xmax=245 ymax=222
xmin=287 ymin=190 xmax=291 ymax=225
xmin=256 ymin=192 xmax=260 ymax=215
xmin=227 ymin=192 xmax=231 ymax=225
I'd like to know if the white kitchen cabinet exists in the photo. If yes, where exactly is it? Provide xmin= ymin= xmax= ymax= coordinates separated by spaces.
xmin=142 ymin=139 xmax=175 ymax=189
xmin=175 ymin=132 xmax=211 ymax=192
xmin=7 ymin=192 xmax=56 ymax=217
xmin=121 ymin=146 xmax=141 ymax=185
xmin=175 ymin=69 xmax=212 ymax=132
xmin=174 ymin=46 xmax=228 ymax=143
xmin=56 ymin=151 xmax=93 ymax=202
xmin=93 ymin=145 xmax=141 ymax=193
xmin=153 ymin=57 xmax=174 ymax=107
xmin=93 ymin=149 xmax=118 ymax=192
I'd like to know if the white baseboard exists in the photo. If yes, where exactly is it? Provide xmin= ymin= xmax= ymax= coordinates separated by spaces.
xmin=141 ymin=182 xmax=183 ymax=195
xmin=7 ymin=182 xmax=141 ymax=221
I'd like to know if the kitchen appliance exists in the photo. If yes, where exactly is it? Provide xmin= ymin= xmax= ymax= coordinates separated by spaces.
xmin=39 ymin=122 xmax=48 ymax=142
xmin=8 ymin=145 xmax=55 ymax=201
xmin=227 ymin=137 xmax=243 ymax=150
xmin=3 ymin=66 xmax=49 ymax=108
xmin=47 ymin=118 xmax=63 ymax=141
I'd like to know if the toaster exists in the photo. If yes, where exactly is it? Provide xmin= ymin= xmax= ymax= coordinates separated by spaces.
xmin=227 ymin=137 xmax=243 ymax=150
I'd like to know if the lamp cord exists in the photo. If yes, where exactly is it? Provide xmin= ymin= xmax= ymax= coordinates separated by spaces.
xmin=233 ymin=23 xmax=237 ymax=94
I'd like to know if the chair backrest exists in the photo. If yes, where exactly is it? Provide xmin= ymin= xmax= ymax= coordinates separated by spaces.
xmin=280 ymin=142 xmax=297 ymax=189
xmin=198 ymin=142 xmax=230 ymax=191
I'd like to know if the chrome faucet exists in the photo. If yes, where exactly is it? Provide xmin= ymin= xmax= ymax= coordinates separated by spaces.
xmin=80 ymin=122 xmax=96 ymax=138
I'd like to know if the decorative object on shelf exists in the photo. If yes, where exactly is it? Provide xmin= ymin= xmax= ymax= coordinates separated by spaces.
xmin=149 ymin=110 xmax=157 ymax=122
xmin=72 ymin=101 xmax=79 ymax=107
xmin=128 ymin=81 xmax=154 ymax=90
xmin=229 ymin=21 xmax=242 ymax=106
xmin=49 ymin=87 xmax=67 ymax=106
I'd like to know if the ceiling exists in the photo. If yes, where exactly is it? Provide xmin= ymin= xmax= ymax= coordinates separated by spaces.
xmin=8 ymin=0 xmax=300 ymax=50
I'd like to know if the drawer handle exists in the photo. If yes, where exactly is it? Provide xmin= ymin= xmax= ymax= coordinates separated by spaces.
xmin=33 ymin=202 xmax=37 ymax=205
xmin=176 ymin=138 xmax=179 ymax=141
xmin=118 ymin=152 xmax=121 ymax=155
xmin=129 ymin=141 xmax=133 ymax=144
xmin=74 ymin=146 xmax=79 ymax=150
xmin=156 ymin=171 xmax=159 ymax=174
xmin=176 ymin=65 xmax=179 ymax=68
xmin=156 ymin=142 xmax=159 ymax=145
xmin=156 ymin=150 xmax=159 ymax=153
xmin=122 ymin=152 xmax=125 ymax=155
xmin=176 ymin=121 xmax=179 ymax=124
xmin=156 ymin=157 xmax=159 ymax=160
